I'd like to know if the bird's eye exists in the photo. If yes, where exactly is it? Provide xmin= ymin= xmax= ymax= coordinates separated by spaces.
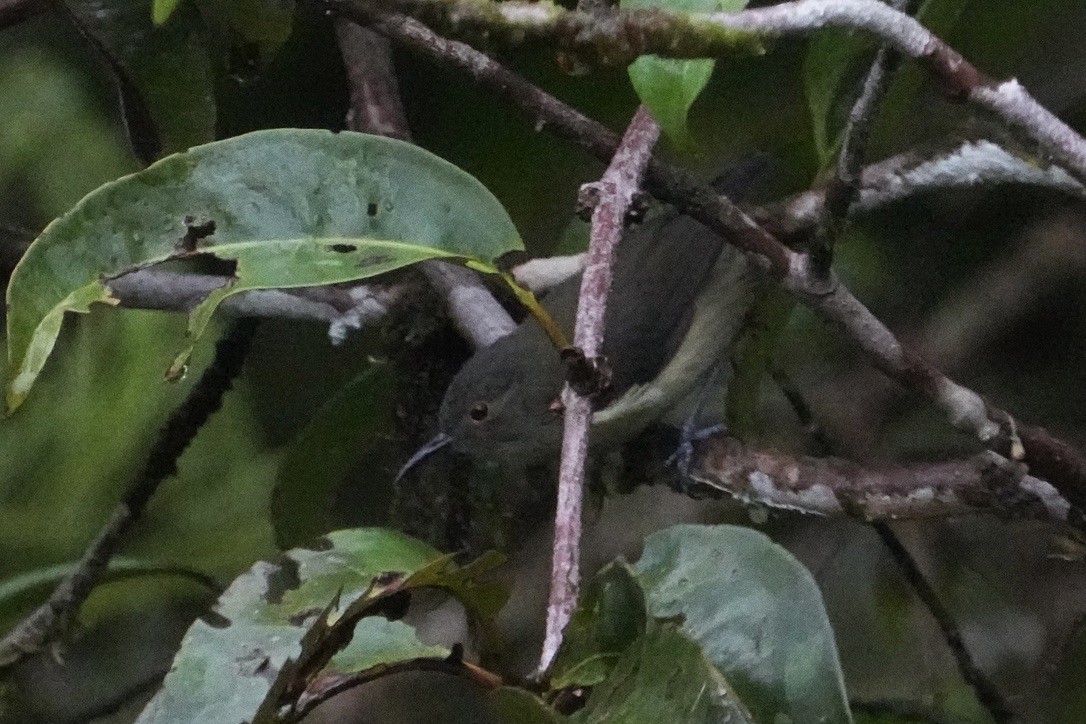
xmin=469 ymin=402 xmax=489 ymax=422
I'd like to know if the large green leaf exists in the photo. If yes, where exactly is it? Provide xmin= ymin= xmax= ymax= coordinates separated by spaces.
xmin=137 ymin=528 xmax=505 ymax=724
xmin=634 ymin=525 xmax=852 ymax=723
xmin=621 ymin=0 xmax=751 ymax=148
xmin=63 ymin=0 xmax=216 ymax=161
xmin=572 ymin=622 xmax=753 ymax=724
xmin=6 ymin=129 xmax=523 ymax=412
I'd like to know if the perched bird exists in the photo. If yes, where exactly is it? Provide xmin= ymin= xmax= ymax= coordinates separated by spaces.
xmin=399 ymin=162 xmax=767 ymax=478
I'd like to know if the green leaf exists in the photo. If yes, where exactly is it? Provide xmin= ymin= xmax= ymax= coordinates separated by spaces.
xmin=63 ymin=0 xmax=216 ymax=161
xmin=571 ymin=621 xmax=753 ymax=724
xmin=6 ymin=129 xmax=523 ymax=412
xmin=271 ymin=365 xmax=395 ymax=550
xmin=137 ymin=528 xmax=506 ymax=723
xmin=550 ymin=561 xmax=646 ymax=689
xmin=152 ymin=0 xmax=184 ymax=25
xmin=803 ymin=0 xmax=970 ymax=168
xmin=621 ymin=0 xmax=751 ymax=149
xmin=634 ymin=524 xmax=853 ymax=723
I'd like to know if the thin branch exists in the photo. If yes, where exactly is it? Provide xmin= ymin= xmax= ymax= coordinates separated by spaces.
xmin=0 ymin=319 xmax=258 ymax=668
xmin=334 ymin=18 xmax=516 ymax=349
xmin=539 ymin=105 xmax=660 ymax=676
xmin=872 ymin=524 xmax=1014 ymax=722
xmin=335 ymin=0 xmax=1086 ymax=183
xmin=762 ymin=141 xmax=1086 ymax=238
xmin=288 ymin=655 xmax=503 ymax=722
xmin=347 ymin=10 xmax=1086 ymax=515
xmin=834 ymin=0 xmax=913 ymax=197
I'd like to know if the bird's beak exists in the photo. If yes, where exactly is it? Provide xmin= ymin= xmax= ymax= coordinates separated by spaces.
xmin=395 ymin=432 xmax=453 ymax=482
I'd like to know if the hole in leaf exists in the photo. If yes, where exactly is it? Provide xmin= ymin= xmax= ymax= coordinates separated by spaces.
xmin=330 ymin=243 xmax=357 ymax=253
xmin=264 ymin=556 xmax=302 ymax=604
xmin=178 ymin=216 xmax=216 ymax=253
xmin=367 ymin=202 xmax=379 ymax=217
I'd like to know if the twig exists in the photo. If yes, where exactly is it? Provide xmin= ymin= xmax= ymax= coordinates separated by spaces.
xmin=689 ymin=435 xmax=1072 ymax=527
xmin=348 ymin=9 xmax=1086 ymax=519
xmin=287 ymin=655 xmax=503 ymax=722
xmin=539 ymin=105 xmax=660 ymax=676
xmin=335 ymin=0 xmax=1086 ymax=183
xmin=872 ymin=523 xmax=1014 ymax=722
xmin=0 ymin=319 xmax=259 ymax=668
xmin=334 ymin=19 xmax=516 ymax=349
xmin=762 ymin=141 xmax=1086 ymax=238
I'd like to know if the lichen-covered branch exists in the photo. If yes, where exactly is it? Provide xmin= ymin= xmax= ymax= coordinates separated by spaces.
xmin=762 ymin=141 xmax=1086 ymax=238
xmin=334 ymin=0 xmax=1086 ymax=184
xmin=690 ymin=436 xmax=1073 ymax=527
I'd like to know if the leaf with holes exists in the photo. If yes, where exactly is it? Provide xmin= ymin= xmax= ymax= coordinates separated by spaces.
xmin=6 ymin=129 xmax=523 ymax=412
xmin=137 ymin=528 xmax=506 ymax=724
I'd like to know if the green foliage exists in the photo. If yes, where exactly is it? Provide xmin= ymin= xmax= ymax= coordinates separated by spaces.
xmin=550 ymin=525 xmax=851 ymax=723
xmin=6 ymin=129 xmax=523 ymax=411
xmin=134 ymin=523 xmax=846 ymax=722
xmin=151 ymin=0 xmax=184 ymax=25
xmin=0 ymin=557 xmax=218 ymax=615
xmin=206 ymin=0 xmax=297 ymax=59
xmin=573 ymin=622 xmax=753 ymax=723
xmin=634 ymin=525 xmax=853 ymax=723
xmin=137 ymin=528 xmax=505 ymax=723
xmin=621 ymin=0 xmax=750 ymax=149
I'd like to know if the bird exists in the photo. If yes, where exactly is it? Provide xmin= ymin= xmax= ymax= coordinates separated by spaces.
xmin=398 ymin=160 xmax=768 ymax=480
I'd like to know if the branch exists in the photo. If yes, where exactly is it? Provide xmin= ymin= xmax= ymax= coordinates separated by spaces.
xmin=763 ymin=141 xmax=1086 ymax=238
xmin=348 ymin=10 xmax=1086 ymax=514
xmin=688 ymin=435 xmax=1073 ymax=527
xmin=872 ymin=524 xmax=1013 ymax=721
xmin=0 ymin=319 xmax=258 ymax=668
xmin=288 ymin=654 xmax=503 ymax=722
xmin=334 ymin=19 xmax=516 ymax=349
xmin=336 ymin=0 xmax=1086 ymax=183
xmin=826 ymin=0 xmax=913 ymax=227
xmin=539 ymin=105 xmax=660 ymax=676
